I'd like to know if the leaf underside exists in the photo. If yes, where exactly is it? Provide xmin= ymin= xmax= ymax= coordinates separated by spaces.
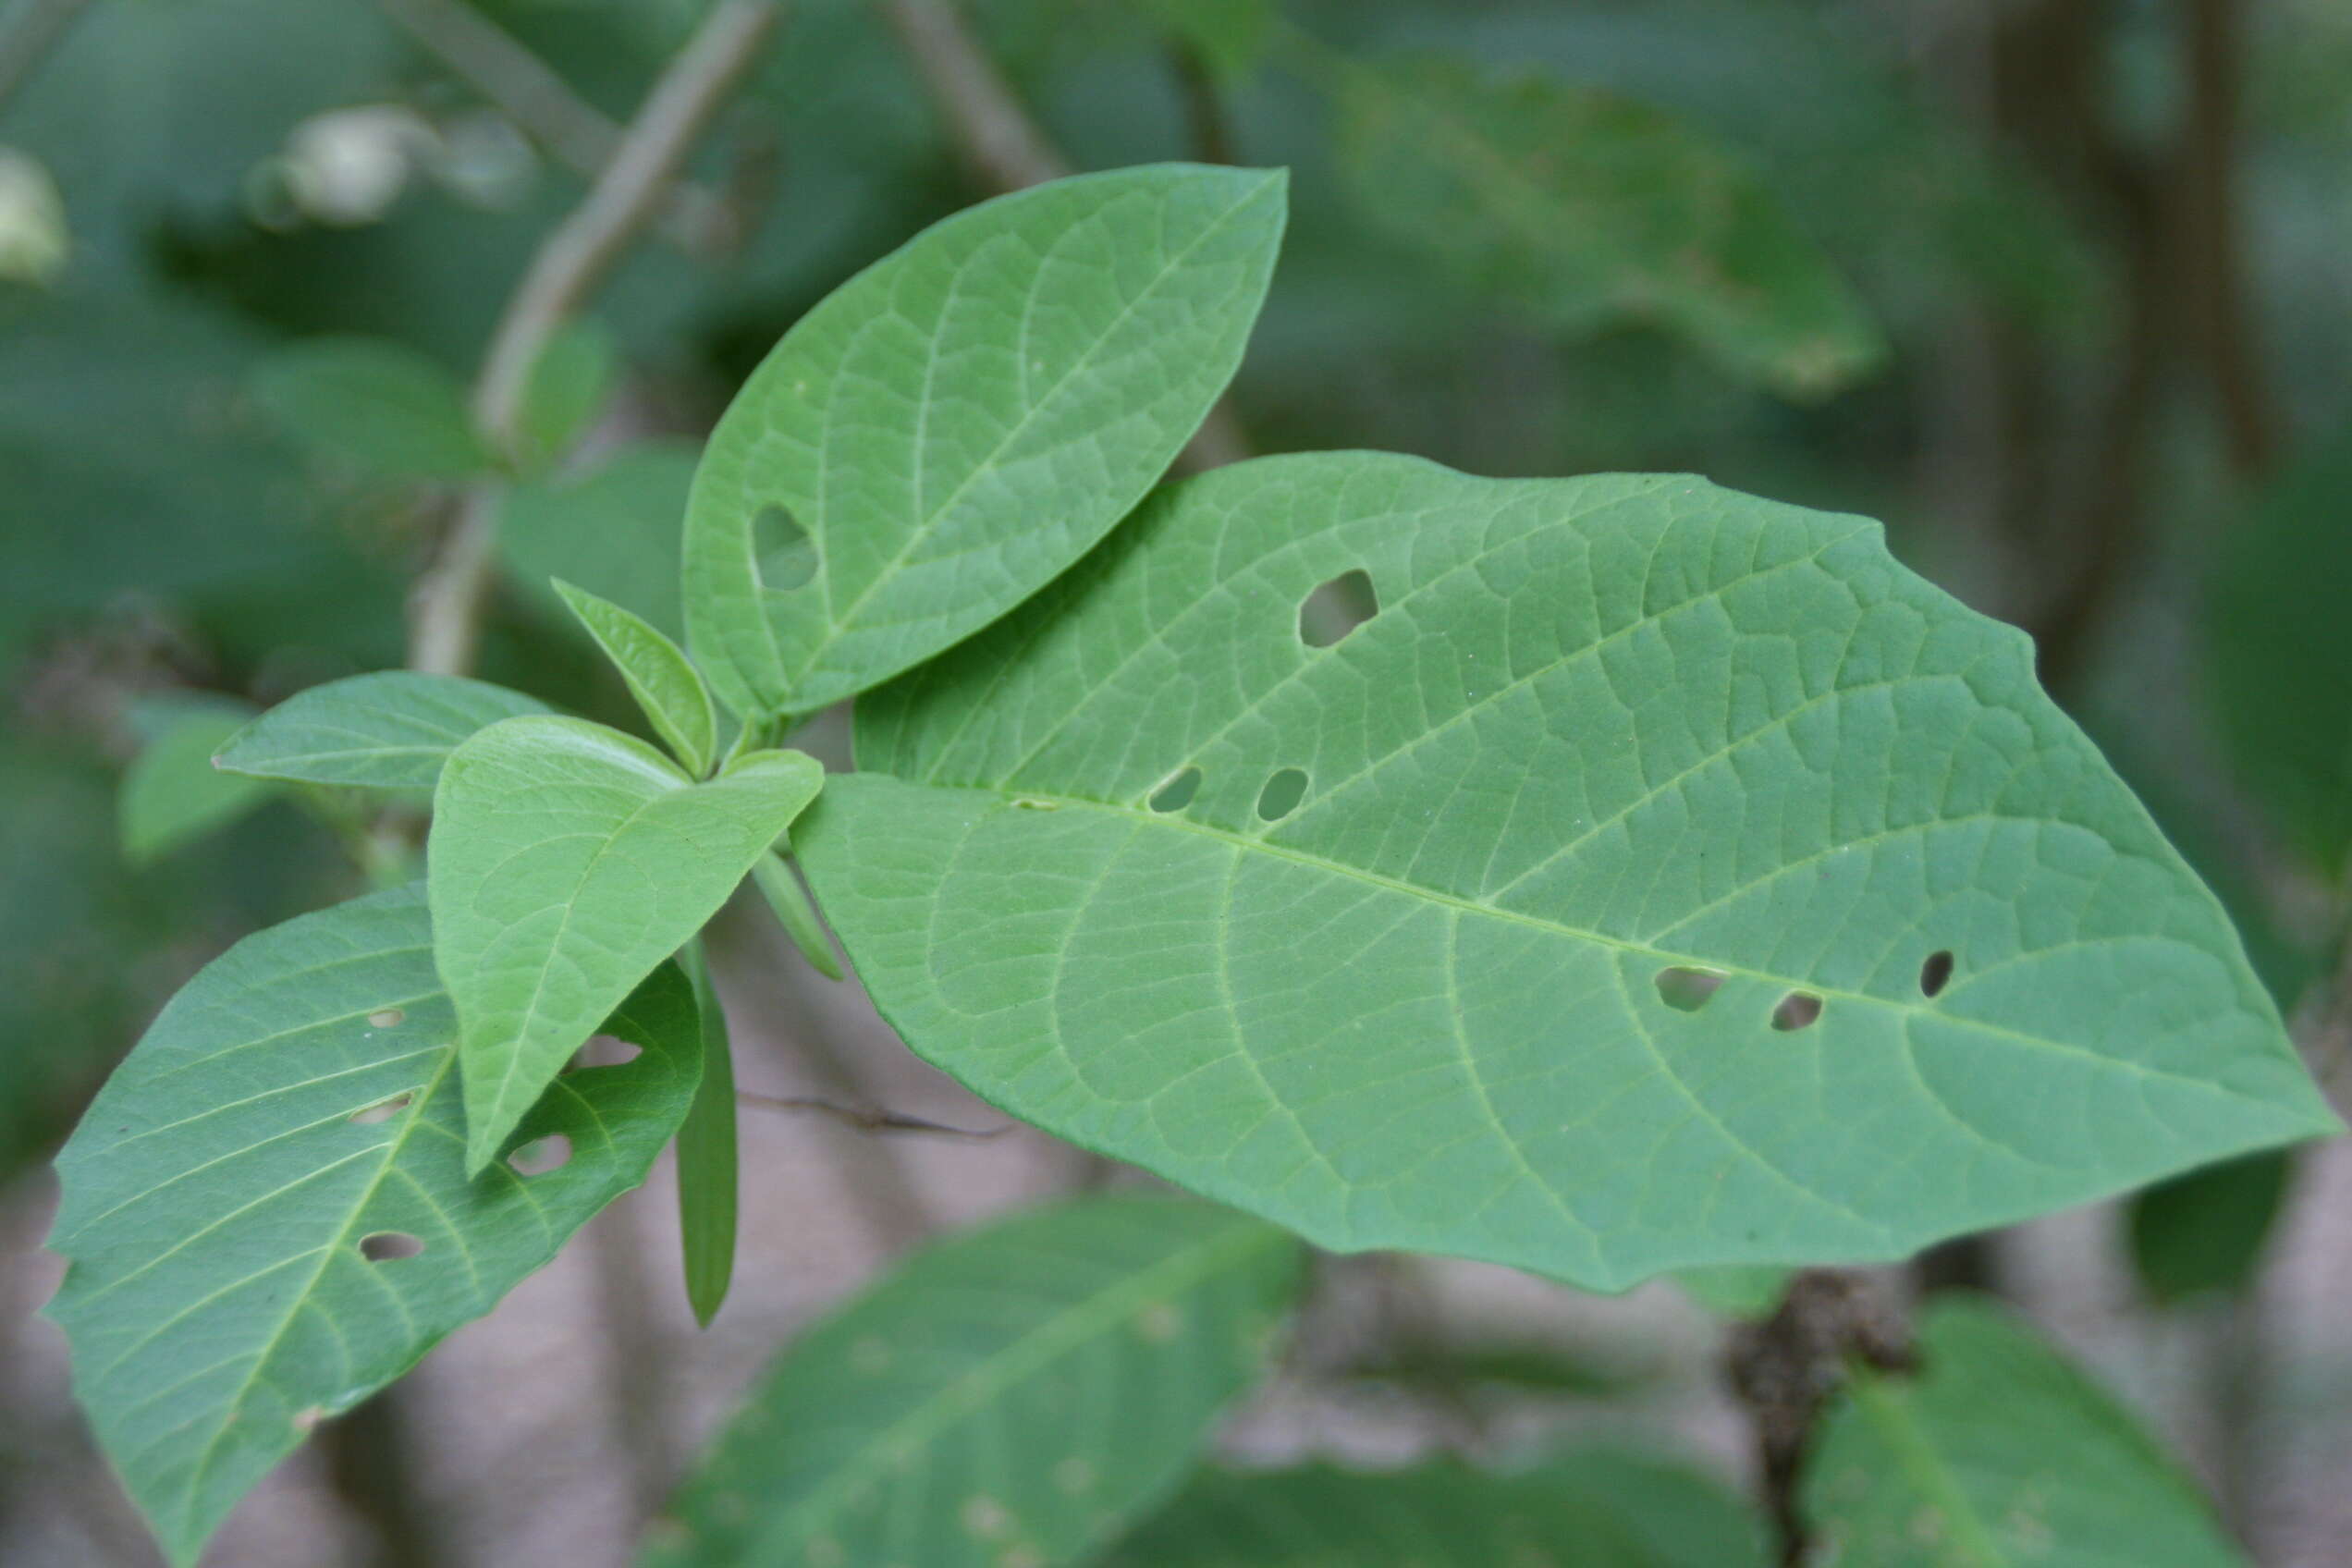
xmin=44 ymin=885 xmax=700 ymax=1568
xmin=682 ymin=161 xmax=1286 ymax=719
xmin=428 ymin=718 xmax=822 ymax=1170
xmin=214 ymin=671 xmax=553 ymax=792
xmin=644 ymin=1196 xmax=1300 ymax=1568
xmin=799 ymin=452 xmax=2333 ymax=1290
xmin=1100 ymin=1451 xmax=1765 ymax=1566
xmin=1806 ymin=1299 xmax=2248 ymax=1566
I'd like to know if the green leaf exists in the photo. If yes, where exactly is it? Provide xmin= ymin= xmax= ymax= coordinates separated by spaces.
xmin=43 ymin=885 xmax=701 ymax=1568
xmin=554 ymin=580 xmax=719 ymax=777
xmin=799 ymin=453 xmax=2334 ymax=1290
xmin=251 ymin=336 xmax=489 ymax=481
xmin=2207 ymin=438 xmax=2352 ymax=877
xmin=1145 ymin=0 xmax=1275 ymax=81
xmin=120 ymin=697 xmax=274 ymax=863
xmin=1101 ymin=1450 xmax=1764 ymax=1566
xmin=1805 ymin=1298 xmax=2248 ymax=1566
xmin=513 ymin=319 xmax=618 ymax=472
xmin=643 ymin=1195 xmax=1300 ymax=1568
xmin=2128 ymin=1150 xmax=2294 ymax=1305
xmin=681 ymin=163 xmax=1286 ymax=719
xmin=428 ymin=718 xmax=822 ymax=1171
xmin=500 ymin=440 xmax=699 ymax=643
xmin=1315 ymin=50 xmax=1882 ymax=398
xmin=676 ymin=942 xmax=739 ymax=1328
xmin=214 ymin=671 xmax=554 ymax=791
xmin=751 ymin=851 xmax=844 ymax=980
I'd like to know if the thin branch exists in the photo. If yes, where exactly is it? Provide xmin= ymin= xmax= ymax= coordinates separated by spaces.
xmin=876 ymin=0 xmax=1253 ymax=473
xmin=738 ymin=1091 xmax=1011 ymax=1141
xmin=407 ymin=0 xmax=786 ymax=677
xmin=878 ymin=0 xmax=1068 ymax=190
xmin=373 ymin=0 xmax=735 ymax=255
xmin=0 ymin=0 xmax=91 ymax=110
xmin=1169 ymin=44 xmax=1239 ymax=167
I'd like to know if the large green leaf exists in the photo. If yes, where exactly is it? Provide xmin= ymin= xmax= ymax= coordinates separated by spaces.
xmin=1805 ymin=1299 xmax=2248 ymax=1566
xmin=44 ymin=885 xmax=701 ymax=1568
xmin=681 ymin=163 xmax=1286 ymax=719
xmin=799 ymin=453 xmax=2332 ymax=1289
xmin=1317 ymin=50 xmax=1882 ymax=398
xmin=1101 ymin=1450 xmax=1764 ymax=1566
xmin=643 ymin=1196 xmax=1301 ymax=1568
xmin=428 ymin=718 xmax=822 ymax=1170
xmin=214 ymin=671 xmax=553 ymax=791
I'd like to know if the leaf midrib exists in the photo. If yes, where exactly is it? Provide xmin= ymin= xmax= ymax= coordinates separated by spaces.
xmin=917 ymin=782 xmax=2279 ymax=1108
xmin=744 ymin=1219 xmax=1284 ymax=1553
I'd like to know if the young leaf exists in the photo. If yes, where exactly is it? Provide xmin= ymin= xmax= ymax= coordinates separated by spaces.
xmin=43 ymin=886 xmax=700 ymax=1568
xmin=1316 ymin=50 xmax=1882 ymax=398
xmin=2127 ymin=1150 xmax=2294 ymax=1305
xmin=643 ymin=1196 xmax=1300 ymax=1568
xmin=1101 ymin=1450 xmax=1764 ymax=1566
xmin=119 ymin=697 xmax=273 ymax=863
xmin=428 ymin=718 xmax=822 ymax=1171
xmin=214 ymin=671 xmax=553 ymax=791
xmin=251 ymin=336 xmax=489 ymax=481
xmin=682 ymin=163 xmax=1286 ymax=719
xmin=500 ymin=440 xmax=699 ymax=641
xmin=555 ymin=580 xmax=719 ymax=777
xmin=676 ymin=942 xmax=739 ymax=1328
xmin=799 ymin=453 xmax=2335 ymax=1291
xmin=1806 ymin=1299 xmax=2248 ymax=1566
xmin=751 ymin=851 xmax=844 ymax=980
xmin=513 ymin=319 xmax=617 ymax=472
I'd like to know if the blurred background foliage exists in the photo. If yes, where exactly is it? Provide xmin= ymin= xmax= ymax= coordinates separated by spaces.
xmin=5 ymin=0 xmax=2352 ymax=1560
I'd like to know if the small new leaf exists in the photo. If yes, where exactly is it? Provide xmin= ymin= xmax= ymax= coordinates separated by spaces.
xmin=214 ymin=671 xmax=552 ymax=792
xmin=676 ymin=942 xmax=739 ymax=1328
xmin=554 ymin=579 xmax=719 ymax=777
xmin=44 ymin=887 xmax=700 ymax=1568
xmin=428 ymin=717 xmax=822 ymax=1171
xmin=646 ymin=1197 xmax=1300 ymax=1568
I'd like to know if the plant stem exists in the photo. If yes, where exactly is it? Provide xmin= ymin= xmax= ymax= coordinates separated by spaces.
xmin=876 ymin=0 xmax=1251 ymax=473
xmin=0 ymin=0 xmax=89 ymax=111
xmin=407 ymin=0 xmax=787 ymax=678
xmin=373 ymin=0 xmax=735 ymax=254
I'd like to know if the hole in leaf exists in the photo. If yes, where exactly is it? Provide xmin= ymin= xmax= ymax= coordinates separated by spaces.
xmin=508 ymin=1133 xmax=573 ymax=1176
xmin=1654 ymin=967 xmax=1726 ymax=1013
xmin=1770 ymin=992 xmax=1824 ymax=1032
xmin=1299 ymin=569 xmax=1379 ymax=647
xmin=1256 ymin=768 xmax=1307 ymax=822
xmin=753 ymin=503 xmax=817 ymax=592
xmin=1920 ymin=949 xmax=1954 ymax=998
xmin=1148 ymin=766 xmax=1202 ymax=813
xmin=349 ymin=1094 xmax=411 ymax=1126
xmin=367 ymin=1008 xmax=405 ymax=1029
xmin=1011 ymin=797 xmax=1059 ymax=812
xmin=568 ymin=1034 xmax=643 ymax=1071
xmin=359 ymin=1231 xmax=423 ymax=1262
